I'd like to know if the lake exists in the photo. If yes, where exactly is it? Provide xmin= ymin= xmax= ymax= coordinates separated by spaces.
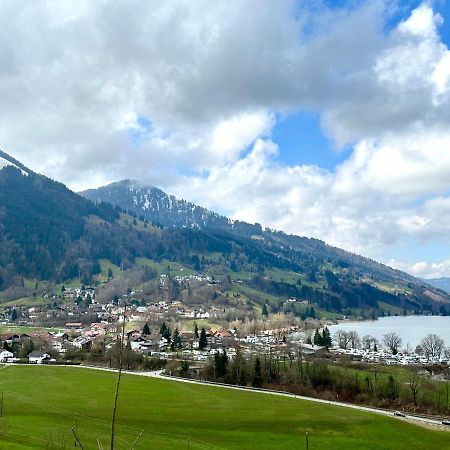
xmin=328 ymin=315 xmax=450 ymax=348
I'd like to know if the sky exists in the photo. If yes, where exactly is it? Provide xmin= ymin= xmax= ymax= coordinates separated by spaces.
xmin=1 ymin=0 xmax=450 ymax=279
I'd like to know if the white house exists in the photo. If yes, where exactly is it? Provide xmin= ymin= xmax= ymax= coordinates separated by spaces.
xmin=28 ymin=351 xmax=51 ymax=364
xmin=0 ymin=350 xmax=13 ymax=362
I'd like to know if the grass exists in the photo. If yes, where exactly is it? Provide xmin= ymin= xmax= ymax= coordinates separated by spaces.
xmin=0 ymin=325 xmax=63 ymax=335
xmin=0 ymin=366 xmax=448 ymax=449
xmin=0 ymin=297 xmax=50 ymax=309
xmin=134 ymin=257 xmax=197 ymax=276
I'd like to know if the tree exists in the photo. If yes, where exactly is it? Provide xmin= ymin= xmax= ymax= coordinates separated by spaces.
xmin=313 ymin=329 xmax=323 ymax=346
xmin=214 ymin=350 xmax=228 ymax=379
xmin=335 ymin=330 xmax=351 ymax=349
xmin=408 ymin=369 xmax=424 ymax=407
xmin=160 ymin=322 xmax=171 ymax=341
xmin=252 ymin=357 xmax=263 ymax=388
xmin=420 ymin=334 xmax=445 ymax=361
xmin=107 ymin=267 xmax=113 ymax=279
xmin=386 ymin=374 xmax=399 ymax=401
xmin=348 ymin=331 xmax=361 ymax=349
xmin=11 ymin=308 xmax=18 ymax=322
xmin=198 ymin=328 xmax=208 ymax=350
xmin=170 ymin=328 xmax=182 ymax=351
xmin=322 ymin=327 xmax=332 ymax=348
xmin=194 ymin=322 xmax=199 ymax=338
xmin=362 ymin=335 xmax=376 ymax=351
xmin=383 ymin=332 xmax=402 ymax=355
xmin=262 ymin=304 xmax=268 ymax=317
xmin=179 ymin=360 xmax=189 ymax=376
xmin=444 ymin=347 xmax=450 ymax=360
xmin=229 ymin=349 xmax=247 ymax=385
xmin=142 ymin=323 xmax=150 ymax=336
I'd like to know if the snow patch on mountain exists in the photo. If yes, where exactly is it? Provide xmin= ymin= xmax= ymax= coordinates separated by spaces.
xmin=0 ymin=156 xmax=28 ymax=176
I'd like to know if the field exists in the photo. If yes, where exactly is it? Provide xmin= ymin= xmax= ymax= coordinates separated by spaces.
xmin=0 ymin=366 xmax=449 ymax=449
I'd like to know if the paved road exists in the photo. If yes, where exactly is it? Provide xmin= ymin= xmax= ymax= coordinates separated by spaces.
xmin=7 ymin=363 xmax=449 ymax=430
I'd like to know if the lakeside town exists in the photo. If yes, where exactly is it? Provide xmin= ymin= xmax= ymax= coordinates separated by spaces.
xmin=1 ymin=281 xmax=449 ymax=375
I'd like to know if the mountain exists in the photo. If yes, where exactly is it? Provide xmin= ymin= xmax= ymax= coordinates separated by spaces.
xmin=425 ymin=278 xmax=450 ymax=294
xmin=81 ymin=179 xmax=450 ymax=315
xmin=1 ymin=151 xmax=449 ymax=317
xmin=0 ymin=149 xmax=31 ymax=176
xmin=81 ymin=181 xmax=419 ymax=284
xmin=82 ymin=179 xmax=232 ymax=230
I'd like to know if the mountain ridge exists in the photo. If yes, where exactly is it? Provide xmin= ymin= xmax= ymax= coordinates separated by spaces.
xmin=1 ymin=150 xmax=449 ymax=317
xmin=82 ymin=179 xmax=417 ymax=285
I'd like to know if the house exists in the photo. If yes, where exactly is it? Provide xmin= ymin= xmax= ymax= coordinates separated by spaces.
xmin=72 ymin=336 xmax=92 ymax=350
xmin=0 ymin=350 xmax=13 ymax=362
xmin=126 ymin=330 xmax=142 ymax=340
xmin=130 ymin=337 xmax=147 ymax=351
xmin=28 ymin=351 xmax=51 ymax=364
xmin=65 ymin=322 xmax=83 ymax=331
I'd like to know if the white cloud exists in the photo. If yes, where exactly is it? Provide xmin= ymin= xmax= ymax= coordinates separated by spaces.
xmin=388 ymin=259 xmax=450 ymax=279
xmin=0 ymin=1 xmax=450 ymax=274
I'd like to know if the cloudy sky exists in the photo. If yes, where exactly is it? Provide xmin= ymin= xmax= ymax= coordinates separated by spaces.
xmin=1 ymin=0 xmax=450 ymax=278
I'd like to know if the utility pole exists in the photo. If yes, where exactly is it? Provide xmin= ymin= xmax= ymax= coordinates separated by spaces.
xmin=110 ymin=302 xmax=127 ymax=450
xmin=0 ymin=388 xmax=3 ymax=417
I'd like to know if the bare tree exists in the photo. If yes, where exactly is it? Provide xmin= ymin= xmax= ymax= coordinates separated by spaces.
xmin=361 ymin=335 xmax=379 ymax=351
xmin=335 ymin=330 xmax=351 ymax=349
xmin=408 ymin=369 xmax=424 ymax=408
xmin=444 ymin=347 xmax=450 ymax=360
xmin=348 ymin=331 xmax=361 ymax=349
xmin=420 ymin=334 xmax=445 ymax=361
xmin=383 ymin=332 xmax=402 ymax=355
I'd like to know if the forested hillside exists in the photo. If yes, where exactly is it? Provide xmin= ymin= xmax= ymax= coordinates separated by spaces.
xmin=1 ymin=151 xmax=449 ymax=317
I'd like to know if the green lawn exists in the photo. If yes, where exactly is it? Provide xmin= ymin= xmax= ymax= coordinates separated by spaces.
xmin=0 ymin=366 xmax=448 ymax=449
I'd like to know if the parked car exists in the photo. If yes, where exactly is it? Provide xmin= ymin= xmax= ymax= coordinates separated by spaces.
xmin=442 ymin=420 xmax=450 ymax=426
xmin=394 ymin=411 xmax=406 ymax=417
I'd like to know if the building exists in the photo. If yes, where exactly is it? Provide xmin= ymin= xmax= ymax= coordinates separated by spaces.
xmin=28 ymin=351 xmax=51 ymax=364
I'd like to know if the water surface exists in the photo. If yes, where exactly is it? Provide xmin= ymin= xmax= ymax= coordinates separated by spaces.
xmin=328 ymin=315 xmax=450 ymax=348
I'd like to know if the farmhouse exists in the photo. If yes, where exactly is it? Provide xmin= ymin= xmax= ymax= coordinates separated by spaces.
xmin=0 ymin=350 xmax=13 ymax=362
xmin=28 ymin=351 xmax=51 ymax=364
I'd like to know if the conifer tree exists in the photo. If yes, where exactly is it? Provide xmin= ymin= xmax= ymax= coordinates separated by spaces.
xmin=198 ymin=328 xmax=208 ymax=350
xmin=313 ymin=329 xmax=323 ymax=346
xmin=252 ymin=357 xmax=263 ymax=388
xmin=322 ymin=327 xmax=332 ymax=348
xmin=170 ymin=328 xmax=182 ymax=351
xmin=142 ymin=323 xmax=150 ymax=335
xmin=262 ymin=303 xmax=269 ymax=317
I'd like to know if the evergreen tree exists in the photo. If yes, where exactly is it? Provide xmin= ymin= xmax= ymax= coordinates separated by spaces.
xmin=198 ymin=328 xmax=208 ymax=350
xmin=322 ymin=327 xmax=332 ymax=348
xmin=252 ymin=357 xmax=263 ymax=388
xmin=313 ymin=329 xmax=323 ymax=346
xmin=170 ymin=328 xmax=182 ymax=351
xmin=214 ymin=350 xmax=228 ymax=378
xmin=142 ymin=323 xmax=150 ymax=335
xmin=107 ymin=267 xmax=113 ymax=279
xmin=194 ymin=322 xmax=199 ymax=338
xmin=262 ymin=303 xmax=269 ymax=317
xmin=11 ymin=308 xmax=18 ymax=322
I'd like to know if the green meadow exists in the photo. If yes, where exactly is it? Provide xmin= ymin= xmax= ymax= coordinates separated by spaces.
xmin=0 ymin=365 xmax=448 ymax=449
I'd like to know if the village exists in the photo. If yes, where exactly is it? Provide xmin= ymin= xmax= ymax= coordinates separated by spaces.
xmin=0 ymin=287 xmax=448 ymax=375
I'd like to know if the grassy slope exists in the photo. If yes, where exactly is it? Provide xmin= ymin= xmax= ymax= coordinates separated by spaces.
xmin=0 ymin=366 xmax=448 ymax=450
